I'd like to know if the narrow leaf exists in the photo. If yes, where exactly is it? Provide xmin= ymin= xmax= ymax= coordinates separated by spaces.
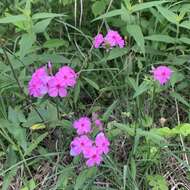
xmin=127 ymin=25 xmax=145 ymax=55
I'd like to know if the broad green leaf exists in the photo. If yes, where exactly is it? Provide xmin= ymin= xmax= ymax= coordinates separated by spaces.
xmin=126 ymin=77 xmax=138 ymax=91
xmin=180 ymin=37 xmax=190 ymax=45
xmin=74 ymin=167 xmax=97 ymax=190
xmin=170 ymin=71 xmax=185 ymax=87
xmin=19 ymin=33 xmax=36 ymax=58
xmin=147 ymin=175 xmax=168 ymax=190
xmin=145 ymin=34 xmax=176 ymax=43
xmin=32 ymin=13 xmax=63 ymax=20
xmin=157 ymin=6 xmax=178 ymax=24
xmin=127 ymin=25 xmax=145 ymax=55
xmin=8 ymin=106 xmax=19 ymax=124
xmin=180 ymin=21 xmax=190 ymax=30
xmin=152 ymin=127 xmax=174 ymax=137
xmin=107 ymin=48 xmax=128 ymax=60
xmin=24 ymin=132 xmax=48 ymax=156
xmin=38 ymin=53 xmax=70 ymax=63
xmin=173 ymin=123 xmax=190 ymax=137
xmin=43 ymin=39 xmax=66 ymax=48
xmin=83 ymin=77 xmax=99 ymax=90
xmin=0 ymin=15 xmax=27 ymax=23
xmin=9 ymin=126 xmax=27 ymax=151
xmin=92 ymin=0 xmax=107 ymax=16
xmin=102 ymin=100 xmax=118 ymax=121
xmin=21 ymin=179 xmax=36 ymax=190
xmin=92 ymin=9 xmax=124 ymax=21
xmin=33 ymin=18 xmax=52 ymax=33
xmin=111 ymin=122 xmax=133 ymax=135
xmin=131 ymin=1 xmax=168 ymax=13
xmin=133 ymin=81 xmax=149 ymax=98
xmin=152 ymin=124 xmax=190 ymax=138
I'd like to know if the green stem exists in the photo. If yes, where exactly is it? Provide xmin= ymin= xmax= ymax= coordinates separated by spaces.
xmin=151 ymin=83 xmax=156 ymax=121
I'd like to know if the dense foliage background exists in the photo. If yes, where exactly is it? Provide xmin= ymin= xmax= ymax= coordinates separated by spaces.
xmin=1 ymin=0 xmax=190 ymax=189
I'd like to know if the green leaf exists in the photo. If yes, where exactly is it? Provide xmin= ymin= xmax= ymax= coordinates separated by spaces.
xmin=83 ymin=77 xmax=99 ymax=90
xmin=56 ymin=168 xmax=73 ymax=189
xmin=3 ymin=147 xmax=18 ymax=190
xmin=157 ymin=6 xmax=178 ymax=24
xmin=32 ymin=13 xmax=64 ymax=20
xmin=19 ymin=33 xmax=36 ymax=58
xmin=126 ymin=77 xmax=138 ymax=91
xmin=24 ymin=132 xmax=48 ymax=156
xmin=102 ymin=100 xmax=118 ymax=121
xmin=74 ymin=167 xmax=97 ymax=190
xmin=153 ymin=124 xmax=190 ymax=138
xmin=173 ymin=123 xmax=190 ymax=137
xmin=145 ymin=34 xmax=176 ymax=43
xmin=107 ymin=48 xmax=128 ymax=60
xmin=127 ymin=25 xmax=145 ymax=55
xmin=43 ymin=39 xmax=66 ymax=48
xmin=170 ymin=92 xmax=190 ymax=108
xmin=38 ymin=53 xmax=70 ymax=63
xmin=74 ymin=80 xmax=81 ymax=104
xmin=180 ymin=21 xmax=190 ymax=30
xmin=0 ymin=15 xmax=27 ymax=24
xmin=21 ymin=179 xmax=36 ymax=190
xmin=170 ymin=71 xmax=185 ymax=87
xmin=92 ymin=9 xmax=124 ymax=21
xmin=152 ymin=127 xmax=174 ymax=137
xmin=147 ymin=175 xmax=168 ymax=190
xmin=92 ymin=0 xmax=107 ymax=16
xmin=33 ymin=18 xmax=52 ymax=33
xmin=131 ymin=1 xmax=168 ymax=13
xmin=180 ymin=37 xmax=190 ymax=45
xmin=133 ymin=81 xmax=149 ymax=98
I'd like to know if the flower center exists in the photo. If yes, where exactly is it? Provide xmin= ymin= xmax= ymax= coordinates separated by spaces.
xmin=92 ymin=154 xmax=97 ymax=159
xmin=63 ymin=75 xmax=68 ymax=80
xmin=161 ymin=72 xmax=166 ymax=76
xmin=57 ymin=84 xmax=60 ymax=87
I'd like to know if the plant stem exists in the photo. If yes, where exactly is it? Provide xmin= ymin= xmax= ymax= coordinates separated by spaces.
xmin=2 ymin=47 xmax=45 ymax=122
xmin=172 ymin=86 xmax=189 ymax=165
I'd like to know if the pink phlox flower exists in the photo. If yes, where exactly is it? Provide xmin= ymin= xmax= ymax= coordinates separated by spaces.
xmin=73 ymin=117 xmax=91 ymax=135
xmin=47 ymin=76 xmax=67 ymax=97
xmin=28 ymin=67 xmax=49 ymax=97
xmin=95 ymin=132 xmax=110 ymax=154
xmin=70 ymin=136 xmax=81 ymax=156
xmin=84 ymin=146 xmax=102 ymax=167
xmin=56 ymin=66 xmax=77 ymax=88
xmin=70 ymin=135 xmax=93 ymax=156
xmin=104 ymin=30 xmax=125 ymax=48
xmin=93 ymin=33 xmax=104 ymax=48
xmin=151 ymin=66 xmax=172 ymax=85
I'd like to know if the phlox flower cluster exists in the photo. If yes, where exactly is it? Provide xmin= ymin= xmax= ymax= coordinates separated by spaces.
xmin=28 ymin=64 xmax=77 ymax=97
xmin=151 ymin=65 xmax=172 ymax=85
xmin=93 ymin=30 xmax=125 ymax=49
xmin=70 ymin=116 xmax=110 ymax=167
